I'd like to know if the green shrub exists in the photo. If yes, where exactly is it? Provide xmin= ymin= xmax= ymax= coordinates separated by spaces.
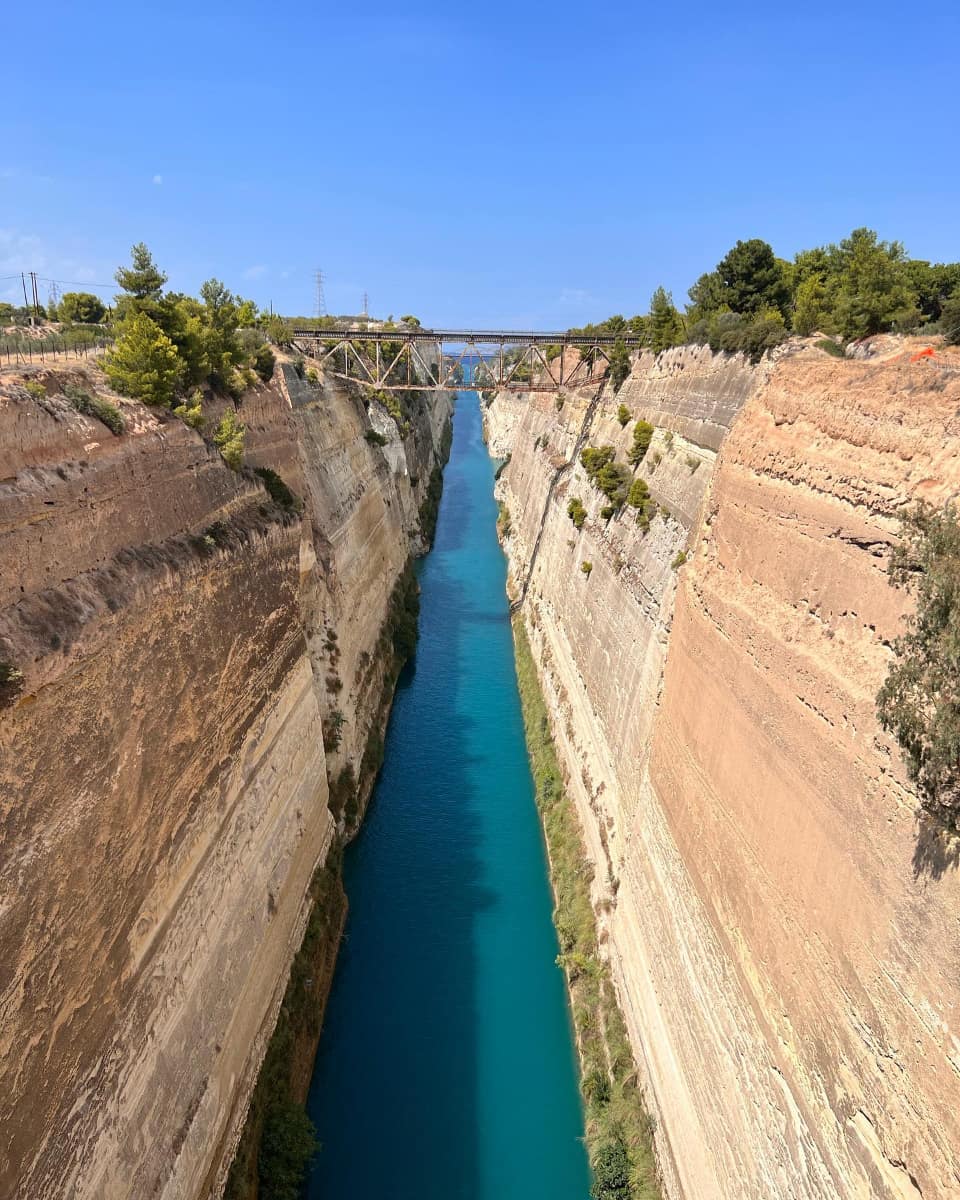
xmin=253 ymin=344 xmax=276 ymax=382
xmin=609 ymin=339 xmax=631 ymax=392
xmin=940 ymin=295 xmax=960 ymax=346
xmin=418 ymin=460 xmax=446 ymax=548
xmin=57 ymin=291 xmax=107 ymax=324
xmin=627 ymin=479 xmax=650 ymax=508
xmin=581 ymin=560 xmax=593 ymax=576
xmin=213 ymin=411 xmax=246 ymax=469
xmin=567 ymin=497 xmax=587 ymax=529
xmin=104 ymin=312 xmax=183 ymax=407
xmin=591 ymin=1136 xmax=632 ymax=1200
xmin=0 ymin=661 xmax=24 ymax=706
xmin=699 ymin=307 xmax=788 ymax=363
xmin=254 ymin=466 xmax=301 ymax=513
xmin=616 ymin=404 xmax=630 ymax=427
xmin=64 ymin=384 xmax=125 ymax=435
xmin=877 ymin=502 xmax=960 ymax=829
xmin=364 ymin=428 xmax=389 ymax=446
xmin=600 ymin=504 xmax=616 ymax=520
xmin=23 ymin=379 xmax=46 ymax=399
xmin=627 ymin=421 xmax=654 ymax=466
xmin=581 ymin=445 xmax=629 ymax=506
xmin=257 ymin=1099 xmax=318 ymax=1200
xmin=583 ymin=1067 xmax=612 ymax=1105
xmin=305 ymin=367 xmax=320 ymax=386
xmin=322 ymin=708 xmax=345 ymax=753
xmin=816 ymin=338 xmax=846 ymax=358
xmin=173 ymin=389 xmax=204 ymax=430
xmin=497 ymin=502 xmax=512 ymax=538
xmin=686 ymin=454 xmax=700 ymax=472
xmin=671 ymin=550 xmax=688 ymax=569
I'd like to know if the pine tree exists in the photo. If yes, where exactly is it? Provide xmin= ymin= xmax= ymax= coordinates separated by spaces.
xmin=115 ymin=243 xmax=168 ymax=301
xmin=831 ymin=228 xmax=918 ymax=338
xmin=647 ymin=287 xmax=683 ymax=354
xmin=103 ymin=312 xmax=184 ymax=407
xmin=608 ymin=339 xmax=631 ymax=392
xmin=716 ymin=239 xmax=790 ymax=317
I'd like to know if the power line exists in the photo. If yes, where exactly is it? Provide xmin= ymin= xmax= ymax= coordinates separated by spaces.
xmin=315 ymin=268 xmax=327 ymax=318
xmin=36 ymin=275 xmax=120 ymax=290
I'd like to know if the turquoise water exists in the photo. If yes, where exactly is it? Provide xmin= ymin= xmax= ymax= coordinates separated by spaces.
xmin=305 ymin=393 xmax=590 ymax=1199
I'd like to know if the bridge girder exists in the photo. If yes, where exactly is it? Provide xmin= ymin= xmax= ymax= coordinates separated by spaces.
xmin=289 ymin=327 xmax=642 ymax=393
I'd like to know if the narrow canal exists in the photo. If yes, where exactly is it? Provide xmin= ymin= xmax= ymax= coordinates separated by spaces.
xmin=305 ymin=392 xmax=590 ymax=1199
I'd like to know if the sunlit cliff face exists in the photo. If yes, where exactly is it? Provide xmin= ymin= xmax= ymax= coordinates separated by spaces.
xmin=488 ymin=340 xmax=960 ymax=1200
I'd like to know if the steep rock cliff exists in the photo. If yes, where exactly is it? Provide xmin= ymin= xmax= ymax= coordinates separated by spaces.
xmin=488 ymin=342 xmax=960 ymax=1199
xmin=0 ymin=361 xmax=451 ymax=1199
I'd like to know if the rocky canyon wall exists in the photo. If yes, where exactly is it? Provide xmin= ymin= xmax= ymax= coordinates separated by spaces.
xmin=0 ymin=361 xmax=451 ymax=1199
xmin=488 ymin=342 xmax=960 ymax=1199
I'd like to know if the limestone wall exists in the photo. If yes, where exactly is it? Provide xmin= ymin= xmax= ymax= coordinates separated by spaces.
xmin=0 ymin=361 xmax=451 ymax=1199
xmin=488 ymin=342 xmax=960 ymax=1199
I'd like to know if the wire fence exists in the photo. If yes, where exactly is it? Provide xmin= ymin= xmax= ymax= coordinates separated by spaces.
xmin=0 ymin=334 xmax=112 ymax=367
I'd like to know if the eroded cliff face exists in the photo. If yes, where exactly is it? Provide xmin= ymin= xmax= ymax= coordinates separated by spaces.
xmin=488 ymin=342 xmax=960 ymax=1200
xmin=0 ymin=361 xmax=451 ymax=1200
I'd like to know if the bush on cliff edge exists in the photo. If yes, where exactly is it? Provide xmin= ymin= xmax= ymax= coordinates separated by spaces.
xmin=878 ymin=501 xmax=960 ymax=831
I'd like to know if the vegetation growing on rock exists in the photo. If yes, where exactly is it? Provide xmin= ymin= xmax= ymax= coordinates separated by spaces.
xmin=63 ymin=383 xmax=125 ymax=435
xmin=580 ymin=446 xmax=629 ymax=508
xmin=568 ymin=498 xmax=587 ymax=530
xmin=512 ymin=621 xmax=660 ymax=1200
xmin=609 ymin=341 xmax=632 ymax=393
xmin=213 ymin=411 xmax=246 ymax=469
xmin=878 ymin=502 xmax=960 ymax=831
xmin=627 ymin=421 xmax=654 ymax=467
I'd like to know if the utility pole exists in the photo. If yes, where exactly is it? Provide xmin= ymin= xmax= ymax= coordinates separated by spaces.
xmin=29 ymin=272 xmax=41 ymax=319
xmin=315 ymin=269 xmax=327 ymax=319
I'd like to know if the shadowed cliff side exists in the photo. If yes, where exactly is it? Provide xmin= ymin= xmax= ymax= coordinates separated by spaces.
xmin=0 ymin=359 xmax=452 ymax=1200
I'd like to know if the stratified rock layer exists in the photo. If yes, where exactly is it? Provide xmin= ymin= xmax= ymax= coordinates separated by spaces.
xmin=488 ymin=342 xmax=960 ymax=1199
xmin=0 ymin=363 xmax=451 ymax=1199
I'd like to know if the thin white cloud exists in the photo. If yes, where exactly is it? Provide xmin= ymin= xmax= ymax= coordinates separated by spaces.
xmin=152 ymin=174 xmax=163 ymax=185
xmin=242 ymin=264 xmax=267 ymax=280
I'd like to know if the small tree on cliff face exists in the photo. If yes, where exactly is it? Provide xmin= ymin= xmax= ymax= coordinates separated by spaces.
xmin=608 ymin=339 xmax=631 ymax=393
xmin=877 ymin=502 xmax=960 ymax=830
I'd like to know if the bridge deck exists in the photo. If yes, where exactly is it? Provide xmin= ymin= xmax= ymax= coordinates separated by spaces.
xmin=291 ymin=327 xmax=644 ymax=346
xmin=289 ymin=326 xmax=640 ymax=392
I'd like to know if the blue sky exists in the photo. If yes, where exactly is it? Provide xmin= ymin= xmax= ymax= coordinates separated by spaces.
xmin=4 ymin=0 xmax=958 ymax=327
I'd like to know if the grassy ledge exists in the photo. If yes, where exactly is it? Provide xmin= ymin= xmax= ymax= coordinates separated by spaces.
xmin=511 ymin=616 xmax=661 ymax=1200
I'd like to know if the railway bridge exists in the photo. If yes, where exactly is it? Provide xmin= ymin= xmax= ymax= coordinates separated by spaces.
xmin=290 ymin=326 xmax=645 ymax=392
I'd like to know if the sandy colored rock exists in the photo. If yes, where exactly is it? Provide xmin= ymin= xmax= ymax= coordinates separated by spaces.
xmin=489 ymin=340 xmax=960 ymax=1199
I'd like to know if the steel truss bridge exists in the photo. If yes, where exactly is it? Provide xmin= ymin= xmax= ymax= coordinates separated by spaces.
xmin=290 ymin=327 xmax=645 ymax=392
